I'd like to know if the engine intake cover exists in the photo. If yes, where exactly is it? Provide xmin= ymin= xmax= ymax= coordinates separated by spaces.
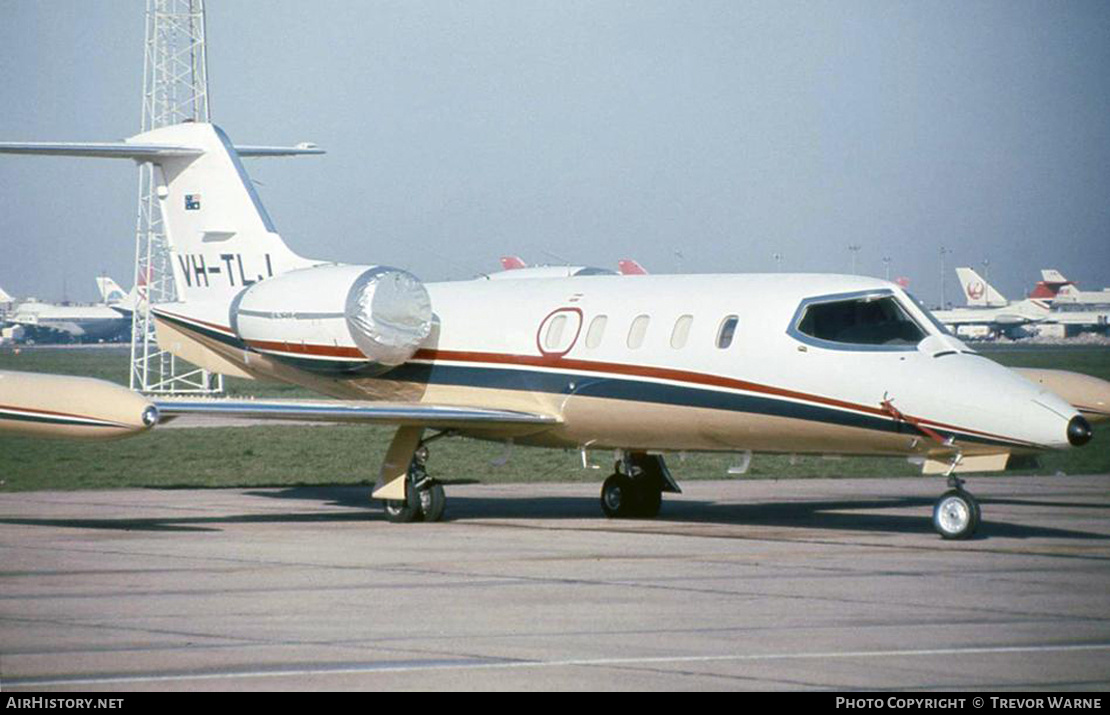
xmin=345 ymin=267 xmax=433 ymax=365
xmin=231 ymin=264 xmax=432 ymax=368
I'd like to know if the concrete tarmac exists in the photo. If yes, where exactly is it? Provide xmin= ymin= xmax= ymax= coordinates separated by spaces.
xmin=2 ymin=475 xmax=1109 ymax=691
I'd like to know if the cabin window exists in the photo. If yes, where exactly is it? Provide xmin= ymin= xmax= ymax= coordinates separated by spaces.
xmin=627 ymin=314 xmax=650 ymax=349
xmin=544 ymin=315 xmax=568 ymax=351
xmin=796 ymin=294 xmax=926 ymax=346
xmin=716 ymin=315 xmax=739 ymax=349
xmin=585 ymin=315 xmax=607 ymax=349
xmin=670 ymin=315 xmax=693 ymax=349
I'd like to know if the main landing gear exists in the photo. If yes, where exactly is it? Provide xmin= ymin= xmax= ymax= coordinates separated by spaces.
xmin=600 ymin=452 xmax=681 ymax=519
xmin=381 ymin=435 xmax=449 ymax=524
xmin=932 ymin=475 xmax=981 ymax=540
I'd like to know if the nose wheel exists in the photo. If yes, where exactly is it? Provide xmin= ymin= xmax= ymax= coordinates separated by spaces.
xmin=932 ymin=483 xmax=981 ymax=540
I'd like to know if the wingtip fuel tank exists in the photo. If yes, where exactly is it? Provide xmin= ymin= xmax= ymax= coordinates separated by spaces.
xmin=0 ymin=370 xmax=157 ymax=440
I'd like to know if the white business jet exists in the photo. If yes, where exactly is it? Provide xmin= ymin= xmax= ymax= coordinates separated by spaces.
xmin=0 ymin=123 xmax=1099 ymax=539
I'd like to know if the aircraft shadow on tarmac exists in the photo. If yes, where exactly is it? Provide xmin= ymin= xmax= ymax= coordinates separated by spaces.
xmin=5 ymin=485 xmax=1101 ymax=540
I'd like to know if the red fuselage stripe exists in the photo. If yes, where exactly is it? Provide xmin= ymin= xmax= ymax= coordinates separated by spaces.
xmin=157 ymin=316 xmax=1036 ymax=447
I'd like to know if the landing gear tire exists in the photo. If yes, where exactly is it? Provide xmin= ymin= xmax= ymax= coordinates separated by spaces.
xmin=382 ymin=481 xmax=447 ymax=524
xmin=636 ymin=484 xmax=662 ymax=518
xmin=600 ymin=474 xmax=662 ymax=519
xmin=933 ymin=489 xmax=980 ymax=540
xmin=419 ymin=483 xmax=446 ymax=523
xmin=384 ymin=487 xmax=423 ymax=524
xmin=601 ymin=474 xmax=636 ymax=518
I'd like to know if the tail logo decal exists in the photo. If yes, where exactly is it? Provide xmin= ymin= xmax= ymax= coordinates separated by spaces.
xmin=185 ymin=194 xmax=201 ymax=211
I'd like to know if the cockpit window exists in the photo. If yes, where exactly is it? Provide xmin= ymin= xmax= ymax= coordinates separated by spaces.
xmin=795 ymin=294 xmax=926 ymax=347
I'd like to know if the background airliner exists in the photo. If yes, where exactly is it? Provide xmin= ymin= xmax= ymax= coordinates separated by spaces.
xmin=936 ymin=267 xmax=1109 ymax=339
xmin=1 ymin=276 xmax=136 ymax=343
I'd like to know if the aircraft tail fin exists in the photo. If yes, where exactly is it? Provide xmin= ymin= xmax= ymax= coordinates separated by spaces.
xmin=0 ymin=286 xmax=13 ymax=304
xmin=617 ymin=259 xmax=648 ymax=275
xmin=96 ymin=276 xmax=145 ymax=315
xmin=500 ymin=256 xmax=528 ymax=270
xmin=1030 ymin=268 xmax=1074 ymax=299
xmin=130 ymin=123 xmax=321 ymax=301
xmin=96 ymin=276 xmax=127 ymax=304
xmin=0 ymin=123 xmax=325 ymax=303
xmin=955 ymin=267 xmax=1007 ymax=307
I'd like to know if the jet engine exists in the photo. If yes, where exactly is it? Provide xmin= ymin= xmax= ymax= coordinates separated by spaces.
xmin=231 ymin=264 xmax=433 ymax=367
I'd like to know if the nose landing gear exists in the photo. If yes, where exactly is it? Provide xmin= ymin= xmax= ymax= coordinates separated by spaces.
xmin=932 ymin=475 xmax=980 ymax=540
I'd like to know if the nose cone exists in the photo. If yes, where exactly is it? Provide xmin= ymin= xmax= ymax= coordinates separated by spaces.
xmin=1068 ymin=416 xmax=1093 ymax=447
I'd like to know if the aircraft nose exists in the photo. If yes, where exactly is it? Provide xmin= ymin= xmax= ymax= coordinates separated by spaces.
xmin=1067 ymin=415 xmax=1093 ymax=447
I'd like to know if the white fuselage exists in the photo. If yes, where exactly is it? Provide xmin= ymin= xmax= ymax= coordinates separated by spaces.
xmin=154 ymin=271 xmax=1081 ymax=459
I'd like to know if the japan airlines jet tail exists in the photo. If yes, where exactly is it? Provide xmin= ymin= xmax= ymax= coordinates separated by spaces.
xmin=955 ymin=267 xmax=1007 ymax=307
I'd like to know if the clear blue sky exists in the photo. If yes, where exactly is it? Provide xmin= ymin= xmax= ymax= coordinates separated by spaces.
xmin=2 ymin=1 xmax=1108 ymax=305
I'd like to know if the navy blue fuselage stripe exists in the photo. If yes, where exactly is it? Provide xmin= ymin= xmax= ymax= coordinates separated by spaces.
xmin=0 ymin=411 xmax=116 ymax=428
xmin=383 ymin=362 xmax=1019 ymax=449
xmin=154 ymin=311 xmax=245 ymax=349
xmin=158 ymin=312 xmax=1025 ymax=449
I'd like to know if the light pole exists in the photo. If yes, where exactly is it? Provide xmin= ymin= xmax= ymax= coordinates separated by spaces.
xmin=848 ymin=244 xmax=861 ymax=274
xmin=882 ymin=256 xmax=892 ymax=281
xmin=940 ymin=246 xmax=951 ymax=308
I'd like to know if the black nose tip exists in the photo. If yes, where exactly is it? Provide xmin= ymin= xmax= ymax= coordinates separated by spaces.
xmin=1067 ymin=415 xmax=1093 ymax=447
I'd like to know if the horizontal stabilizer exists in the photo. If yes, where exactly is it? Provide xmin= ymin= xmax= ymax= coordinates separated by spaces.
xmin=0 ymin=142 xmax=203 ymax=159
xmin=0 ymin=141 xmax=323 ymax=160
xmin=154 ymin=398 xmax=560 ymax=430
xmin=235 ymin=144 xmax=326 ymax=157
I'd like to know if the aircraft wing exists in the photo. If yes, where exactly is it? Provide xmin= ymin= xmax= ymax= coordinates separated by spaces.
xmin=153 ymin=398 xmax=561 ymax=430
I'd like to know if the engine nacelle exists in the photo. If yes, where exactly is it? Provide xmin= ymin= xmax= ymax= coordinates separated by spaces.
xmin=231 ymin=264 xmax=433 ymax=367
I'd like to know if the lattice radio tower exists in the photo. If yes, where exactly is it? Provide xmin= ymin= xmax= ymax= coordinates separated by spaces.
xmin=129 ymin=0 xmax=223 ymax=394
